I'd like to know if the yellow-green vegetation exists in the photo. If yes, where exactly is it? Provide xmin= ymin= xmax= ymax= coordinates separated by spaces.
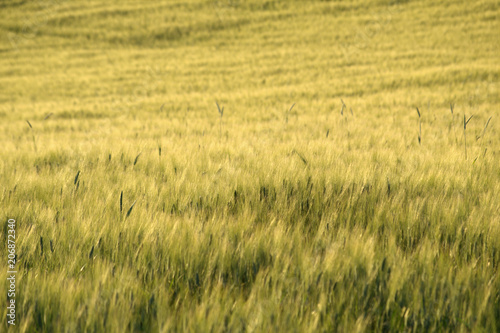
xmin=1 ymin=0 xmax=499 ymax=331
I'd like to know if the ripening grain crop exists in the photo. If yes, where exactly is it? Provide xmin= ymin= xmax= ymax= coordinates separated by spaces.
xmin=1 ymin=0 xmax=499 ymax=332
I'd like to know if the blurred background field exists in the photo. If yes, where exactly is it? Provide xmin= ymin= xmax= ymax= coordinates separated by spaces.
xmin=0 ymin=0 xmax=499 ymax=331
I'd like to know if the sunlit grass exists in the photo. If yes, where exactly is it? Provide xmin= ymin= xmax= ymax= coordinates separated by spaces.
xmin=0 ymin=0 xmax=499 ymax=331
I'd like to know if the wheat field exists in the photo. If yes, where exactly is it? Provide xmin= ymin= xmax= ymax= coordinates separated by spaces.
xmin=1 ymin=0 xmax=499 ymax=332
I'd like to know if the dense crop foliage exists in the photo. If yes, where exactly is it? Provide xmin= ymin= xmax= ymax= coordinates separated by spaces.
xmin=1 ymin=0 xmax=499 ymax=331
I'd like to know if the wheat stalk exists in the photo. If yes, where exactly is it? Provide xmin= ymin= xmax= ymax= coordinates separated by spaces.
xmin=74 ymin=170 xmax=81 ymax=185
xmin=89 ymin=245 xmax=94 ymax=260
xmin=476 ymin=116 xmax=492 ymax=141
xmin=40 ymin=236 xmax=44 ymax=256
xmin=286 ymin=103 xmax=295 ymax=124
xmin=340 ymin=99 xmax=351 ymax=143
xmin=126 ymin=200 xmax=137 ymax=218
xmin=133 ymin=152 xmax=141 ymax=166
xmin=450 ymin=103 xmax=458 ymax=144
xmin=216 ymin=101 xmax=224 ymax=140
xmin=416 ymin=107 xmax=421 ymax=145
xmin=463 ymin=113 xmax=473 ymax=160
xmin=475 ymin=116 xmax=492 ymax=161
xmin=291 ymin=149 xmax=308 ymax=165
xmin=26 ymin=120 xmax=37 ymax=152
xmin=120 ymin=190 xmax=123 ymax=215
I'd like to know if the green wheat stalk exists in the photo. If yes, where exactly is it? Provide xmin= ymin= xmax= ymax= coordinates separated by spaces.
xmin=463 ymin=113 xmax=473 ymax=160
xmin=26 ymin=120 xmax=37 ymax=152
xmin=216 ymin=101 xmax=224 ymax=140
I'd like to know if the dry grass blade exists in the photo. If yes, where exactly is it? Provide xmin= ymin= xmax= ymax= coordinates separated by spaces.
xmin=44 ymin=113 xmax=53 ymax=120
xmin=26 ymin=120 xmax=33 ymax=129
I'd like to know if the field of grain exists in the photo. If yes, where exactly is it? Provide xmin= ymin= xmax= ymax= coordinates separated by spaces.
xmin=1 ymin=0 xmax=499 ymax=331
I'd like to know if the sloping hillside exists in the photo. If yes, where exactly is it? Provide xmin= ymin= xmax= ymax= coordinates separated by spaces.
xmin=0 ymin=1 xmax=499 ymax=331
